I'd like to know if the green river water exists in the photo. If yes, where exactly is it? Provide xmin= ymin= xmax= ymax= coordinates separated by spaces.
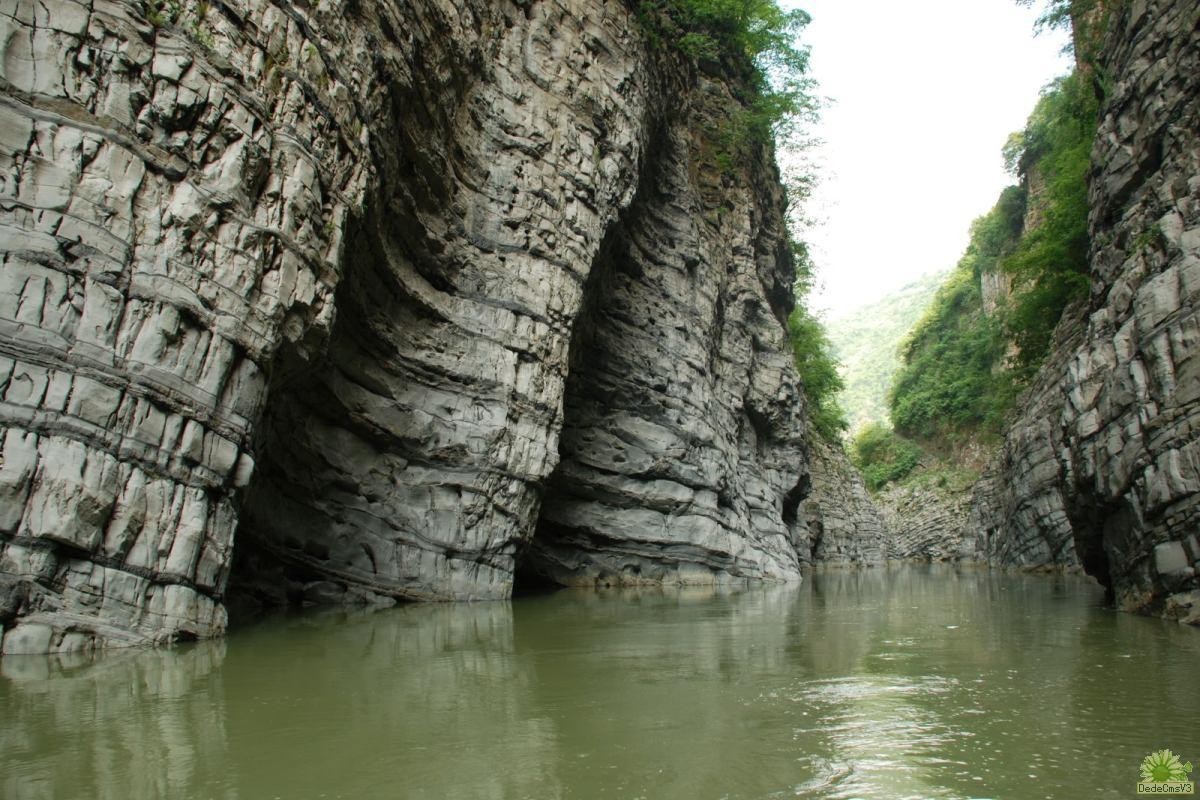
xmin=2 ymin=565 xmax=1197 ymax=799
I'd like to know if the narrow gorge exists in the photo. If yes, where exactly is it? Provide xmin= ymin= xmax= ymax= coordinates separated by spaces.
xmin=970 ymin=0 xmax=1200 ymax=624
xmin=3 ymin=2 xmax=1199 ymax=798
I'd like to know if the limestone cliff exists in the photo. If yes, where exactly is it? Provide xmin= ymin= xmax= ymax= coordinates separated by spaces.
xmin=0 ymin=0 xmax=842 ymax=654
xmin=879 ymin=482 xmax=972 ymax=563
xmin=970 ymin=0 xmax=1200 ymax=623
xmin=798 ymin=436 xmax=886 ymax=565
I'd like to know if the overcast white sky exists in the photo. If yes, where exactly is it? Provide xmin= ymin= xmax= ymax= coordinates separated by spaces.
xmin=782 ymin=0 xmax=1072 ymax=318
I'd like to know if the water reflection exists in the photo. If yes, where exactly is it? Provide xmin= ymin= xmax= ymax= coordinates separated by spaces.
xmin=1 ymin=566 xmax=1197 ymax=800
xmin=1 ymin=642 xmax=229 ymax=800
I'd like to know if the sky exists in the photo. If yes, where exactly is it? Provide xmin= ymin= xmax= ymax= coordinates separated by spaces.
xmin=782 ymin=0 xmax=1073 ymax=318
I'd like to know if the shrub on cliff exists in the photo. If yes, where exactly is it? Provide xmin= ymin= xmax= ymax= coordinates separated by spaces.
xmin=789 ymin=305 xmax=847 ymax=442
xmin=1000 ymin=72 xmax=1096 ymax=374
xmin=850 ymin=423 xmax=922 ymax=491
xmin=637 ymin=0 xmax=817 ymax=146
xmin=788 ymin=241 xmax=847 ymax=442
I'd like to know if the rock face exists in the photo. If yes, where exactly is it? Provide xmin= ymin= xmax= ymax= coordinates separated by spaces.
xmin=969 ymin=318 xmax=1086 ymax=572
xmin=520 ymin=85 xmax=813 ymax=588
xmin=798 ymin=437 xmax=886 ymax=565
xmin=0 ymin=0 xmax=829 ymax=652
xmin=879 ymin=483 xmax=971 ymax=563
xmin=970 ymin=0 xmax=1200 ymax=623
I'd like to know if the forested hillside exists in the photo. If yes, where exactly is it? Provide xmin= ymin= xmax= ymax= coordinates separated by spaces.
xmin=826 ymin=272 xmax=945 ymax=433
xmin=889 ymin=69 xmax=1096 ymax=448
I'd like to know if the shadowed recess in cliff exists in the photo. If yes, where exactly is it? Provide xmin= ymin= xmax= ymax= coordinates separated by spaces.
xmin=211 ymin=0 xmax=672 ymax=615
xmin=228 ymin=173 xmax=547 ymax=611
xmin=517 ymin=101 xmax=812 ymax=589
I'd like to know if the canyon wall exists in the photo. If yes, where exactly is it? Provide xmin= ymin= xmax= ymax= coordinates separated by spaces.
xmin=971 ymin=0 xmax=1200 ymax=623
xmin=799 ymin=437 xmax=886 ymax=565
xmin=880 ymin=482 xmax=972 ymax=563
xmin=0 ymin=0 xmax=848 ymax=653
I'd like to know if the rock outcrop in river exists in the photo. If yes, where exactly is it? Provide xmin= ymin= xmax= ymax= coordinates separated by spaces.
xmin=0 ymin=0 xmax=880 ymax=654
xmin=970 ymin=0 xmax=1200 ymax=623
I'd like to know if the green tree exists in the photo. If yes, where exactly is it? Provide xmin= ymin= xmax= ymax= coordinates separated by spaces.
xmin=789 ymin=306 xmax=846 ymax=442
xmin=788 ymin=241 xmax=847 ymax=442
xmin=638 ymin=0 xmax=817 ymax=147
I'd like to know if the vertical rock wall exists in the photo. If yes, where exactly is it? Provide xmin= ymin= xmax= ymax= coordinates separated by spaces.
xmin=521 ymin=81 xmax=812 ymax=587
xmin=968 ymin=318 xmax=1085 ymax=571
xmin=231 ymin=1 xmax=657 ymax=605
xmin=0 ymin=0 xmax=826 ymax=652
xmin=880 ymin=483 xmax=973 ymax=563
xmin=799 ymin=437 xmax=886 ymax=565
xmin=971 ymin=0 xmax=1200 ymax=623
xmin=0 ymin=0 xmax=375 ymax=651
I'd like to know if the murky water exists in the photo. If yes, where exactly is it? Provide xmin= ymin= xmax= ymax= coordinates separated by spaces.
xmin=2 ymin=565 xmax=1197 ymax=800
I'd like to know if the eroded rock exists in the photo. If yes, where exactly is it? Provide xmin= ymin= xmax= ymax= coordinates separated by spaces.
xmin=970 ymin=0 xmax=1200 ymax=623
xmin=0 ymin=0 xmax=833 ymax=650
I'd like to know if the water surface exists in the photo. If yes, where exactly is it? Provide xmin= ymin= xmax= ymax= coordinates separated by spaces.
xmin=2 ymin=565 xmax=1197 ymax=799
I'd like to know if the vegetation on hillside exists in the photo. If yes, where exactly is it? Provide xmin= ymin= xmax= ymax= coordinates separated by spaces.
xmin=826 ymin=272 xmax=945 ymax=433
xmin=888 ymin=64 xmax=1098 ymax=444
xmin=1001 ymin=72 xmax=1096 ymax=374
xmin=888 ymin=192 xmax=1020 ymax=441
xmin=849 ymin=423 xmax=921 ymax=491
xmin=849 ymin=422 xmax=981 ymax=494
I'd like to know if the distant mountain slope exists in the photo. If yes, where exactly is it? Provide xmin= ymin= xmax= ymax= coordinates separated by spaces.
xmin=826 ymin=272 xmax=946 ymax=432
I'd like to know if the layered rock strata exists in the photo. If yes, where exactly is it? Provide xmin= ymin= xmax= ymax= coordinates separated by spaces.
xmin=879 ymin=483 xmax=972 ymax=563
xmin=968 ymin=318 xmax=1085 ymax=572
xmin=0 ymin=0 xmax=821 ymax=652
xmin=971 ymin=0 xmax=1200 ymax=623
xmin=797 ymin=437 xmax=886 ymax=565
xmin=518 ymin=84 xmax=811 ymax=587
xmin=0 ymin=0 xmax=372 ymax=651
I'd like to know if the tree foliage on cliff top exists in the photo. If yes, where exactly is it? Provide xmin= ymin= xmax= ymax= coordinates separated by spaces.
xmin=637 ymin=0 xmax=818 ymax=146
xmin=1000 ymin=72 xmax=1096 ymax=374
xmin=1015 ymin=0 xmax=1113 ymax=63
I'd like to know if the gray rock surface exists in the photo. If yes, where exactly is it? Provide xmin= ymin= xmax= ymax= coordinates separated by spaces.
xmin=519 ymin=87 xmax=813 ymax=587
xmin=798 ymin=436 xmax=886 ymax=566
xmin=968 ymin=318 xmax=1086 ymax=572
xmin=878 ymin=482 xmax=972 ymax=563
xmin=0 ymin=0 xmax=365 ymax=652
xmin=0 ymin=0 xmax=837 ymax=651
xmin=970 ymin=0 xmax=1200 ymax=623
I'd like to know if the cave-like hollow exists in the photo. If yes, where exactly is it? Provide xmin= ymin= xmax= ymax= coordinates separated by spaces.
xmin=225 ymin=98 xmax=811 ymax=615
